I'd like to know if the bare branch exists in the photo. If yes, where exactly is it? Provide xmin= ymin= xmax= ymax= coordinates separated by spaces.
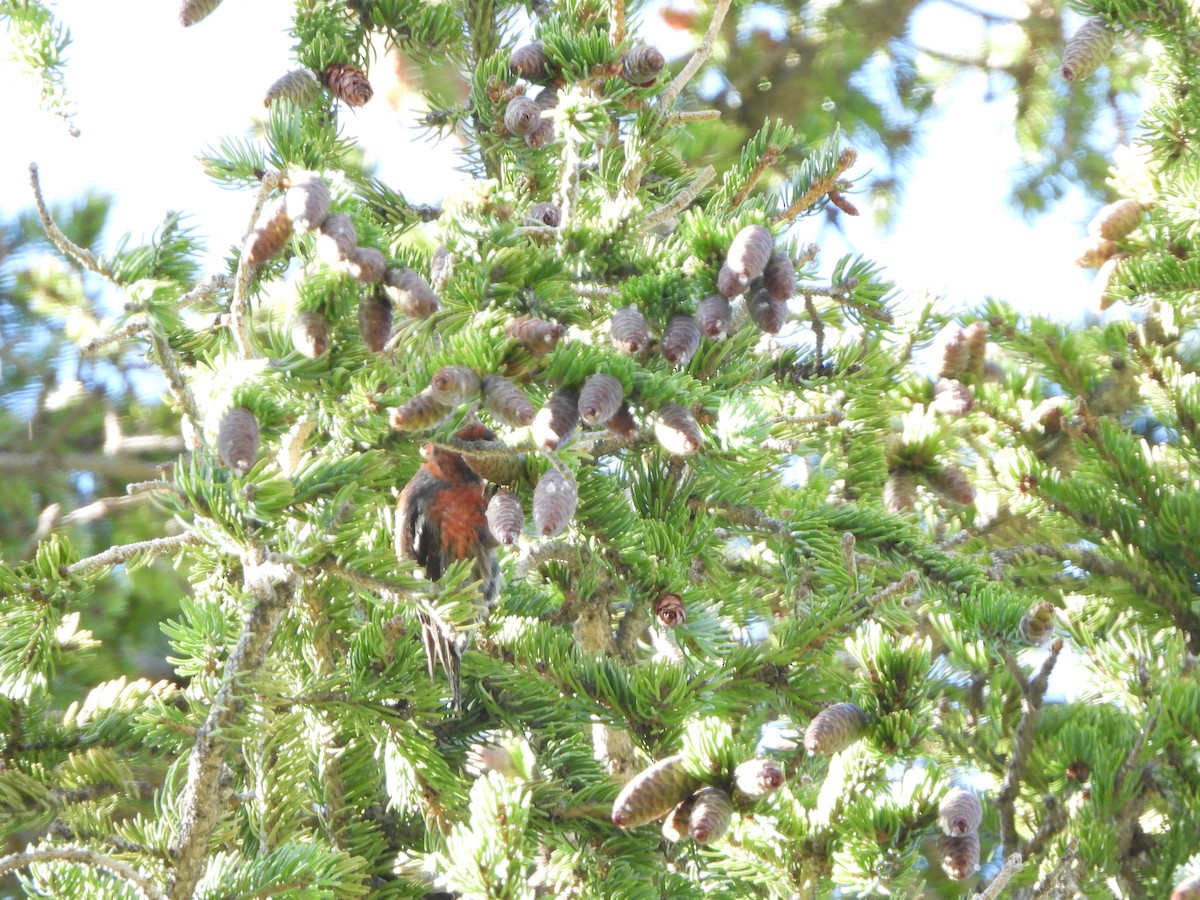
xmin=729 ymin=143 xmax=781 ymax=212
xmin=643 ymin=165 xmax=716 ymax=230
xmin=81 ymin=318 xmax=149 ymax=356
xmin=659 ymin=0 xmax=733 ymax=110
xmin=664 ymin=109 xmax=721 ymax=127
xmin=0 ymin=451 xmax=166 ymax=482
xmin=0 ymin=843 xmax=165 ymax=900
xmin=973 ymin=852 xmax=1025 ymax=900
xmin=29 ymin=163 xmax=118 ymax=280
xmin=67 ymin=533 xmax=200 ymax=575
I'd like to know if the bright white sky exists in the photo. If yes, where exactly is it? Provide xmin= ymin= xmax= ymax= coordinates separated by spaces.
xmin=0 ymin=0 xmax=1105 ymax=321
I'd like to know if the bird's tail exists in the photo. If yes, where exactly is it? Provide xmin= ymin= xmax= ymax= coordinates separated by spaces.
xmin=420 ymin=549 xmax=500 ymax=708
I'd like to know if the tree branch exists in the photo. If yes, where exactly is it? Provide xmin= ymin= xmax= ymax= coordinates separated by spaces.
xmin=68 ymin=533 xmax=200 ymax=575
xmin=0 ymin=451 xmax=167 ymax=482
xmin=228 ymin=173 xmax=282 ymax=358
xmin=0 ymin=843 xmax=165 ymax=900
xmin=659 ymin=0 xmax=733 ymax=111
xmin=973 ymin=852 xmax=1024 ymax=899
xmin=29 ymin=163 xmax=118 ymax=280
xmin=772 ymin=148 xmax=859 ymax=226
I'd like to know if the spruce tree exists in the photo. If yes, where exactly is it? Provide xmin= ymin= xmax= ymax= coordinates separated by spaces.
xmin=3 ymin=0 xmax=1200 ymax=898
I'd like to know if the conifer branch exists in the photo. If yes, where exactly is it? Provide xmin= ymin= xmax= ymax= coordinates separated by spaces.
xmin=28 ymin=162 xmax=117 ymax=280
xmin=643 ymin=165 xmax=716 ymax=230
xmin=728 ymin=143 xmax=781 ymax=212
xmin=81 ymin=318 xmax=149 ymax=355
xmin=147 ymin=326 xmax=204 ymax=438
xmin=229 ymin=173 xmax=282 ymax=358
xmin=972 ymin=852 xmax=1024 ymax=899
xmin=659 ymin=0 xmax=733 ymax=111
xmin=166 ymin=553 xmax=298 ymax=900
xmin=1031 ymin=837 xmax=1080 ymax=898
xmin=0 ymin=844 xmax=166 ymax=900
xmin=771 ymin=148 xmax=858 ymax=226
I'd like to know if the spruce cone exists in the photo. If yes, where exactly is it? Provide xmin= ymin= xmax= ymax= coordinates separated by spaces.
xmin=357 ymin=294 xmax=392 ymax=353
xmin=611 ymin=755 xmax=700 ymax=829
xmin=929 ymin=464 xmax=974 ymax=506
xmin=533 ymin=468 xmax=577 ymax=537
xmin=482 ymin=376 xmax=536 ymax=427
xmin=430 ymin=244 xmax=454 ymax=290
xmin=762 ymin=252 xmax=797 ymax=301
xmin=290 ymin=310 xmax=331 ymax=358
xmin=507 ymin=316 xmax=565 ymax=356
xmin=828 ymin=190 xmax=859 ymax=216
xmin=390 ymin=390 xmax=452 ymax=431
xmin=285 ymin=173 xmax=331 ymax=233
xmin=511 ymin=41 xmax=549 ymax=82
xmin=217 ymin=406 xmax=259 ymax=475
xmin=242 ymin=198 xmax=292 ymax=266
xmin=733 ymin=758 xmax=785 ymax=799
xmin=504 ymin=96 xmax=541 ymax=137
xmin=937 ymin=831 xmax=981 ymax=881
xmin=655 ymin=403 xmax=702 ymax=456
xmin=1172 ymin=874 xmax=1200 ymax=900
xmin=525 ymin=118 xmax=554 ymax=149
xmin=429 ymin=365 xmax=481 ymax=406
xmin=611 ymin=306 xmax=649 ymax=354
xmin=324 ymin=62 xmax=373 ymax=106
xmin=264 ymin=68 xmax=322 ymax=107
xmin=383 ymin=267 xmax=440 ymax=318
xmin=578 ymin=374 xmax=624 ymax=425
xmin=661 ymin=314 xmax=701 ymax=367
xmin=486 ymin=490 xmax=524 ymax=546
xmin=458 ymin=422 xmax=527 ymax=485
xmin=963 ymin=321 xmax=987 ymax=380
xmin=1062 ymin=15 xmax=1116 ymax=83
xmin=348 ymin=246 xmax=387 ymax=283
xmin=606 ymin=403 xmax=639 ymax=440
xmin=534 ymin=88 xmax=559 ymax=111
xmin=688 ymin=786 xmax=733 ymax=844
xmin=1075 ymin=238 xmax=1118 ymax=269
xmin=1020 ymin=600 xmax=1056 ymax=645
xmin=931 ymin=378 xmax=973 ymax=417
xmin=716 ymin=263 xmax=743 ymax=298
xmin=938 ymin=787 xmax=983 ymax=837
xmin=883 ymin=470 xmax=918 ymax=513
xmin=653 ymin=592 xmax=685 ymax=627
xmin=532 ymin=389 xmax=580 ymax=451
xmin=525 ymin=201 xmax=561 ymax=227
xmin=746 ymin=287 xmax=788 ymax=334
xmin=804 ymin=702 xmax=868 ymax=755
xmin=180 ymin=0 xmax=223 ymax=26
xmin=1088 ymin=199 xmax=1144 ymax=240
xmin=316 ymin=212 xmax=357 ymax=264
xmin=938 ymin=327 xmax=971 ymax=380
xmin=661 ymin=796 xmax=697 ymax=842
xmin=726 ymin=225 xmax=774 ymax=281
xmin=620 ymin=44 xmax=666 ymax=88
xmin=695 ymin=294 xmax=732 ymax=339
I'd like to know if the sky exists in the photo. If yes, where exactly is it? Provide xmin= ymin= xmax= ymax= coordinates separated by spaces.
xmin=0 ymin=0 xmax=1106 ymax=322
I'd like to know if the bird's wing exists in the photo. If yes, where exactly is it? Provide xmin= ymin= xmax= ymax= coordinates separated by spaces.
xmin=396 ymin=470 xmax=445 ymax=579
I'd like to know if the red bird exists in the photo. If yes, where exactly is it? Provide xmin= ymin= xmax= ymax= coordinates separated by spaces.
xmin=395 ymin=425 xmax=500 ymax=704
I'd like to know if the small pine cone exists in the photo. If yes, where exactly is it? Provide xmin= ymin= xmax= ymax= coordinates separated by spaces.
xmin=963 ymin=321 xmax=987 ymax=380
xmin=316 ymin=212 xmax=357 ymax=264
xmin=430 ymin=244 xmax=454 ymax=291
xmin=180 ymin=0 xmax=222 ymax=26
xmin=931 ymin=378 xmax=973 ymax=417
xmin=217 ymin=406 xmax=259 ymax=475
xmin=929 ymin=464 xmax=974 ymax=506
xmin=611 ymin=755 xmax=700 ymax=829
xmin=653 ymin=592 xmax=686 ymax=627
xmin=611 ymin=306 xmax=649 ymax=354
xmin=1093 ymin=254 xmax=1127 ymax=312
xmin=481 ymin=375 xmax=536 ymax=427
xmin=733 ymin=758 xmax=785 ymax=799
xmin=525 ymin=201 xmax=561 ymax=227
xmin=828 ymin=189 xmax=860 ymax=216
xmin=726 ymin=225 xmax=774 ymax=281
xmin=938 ymin=328 xmax=970 ymax=380
xmin=695 ymin=294 xmax=732 ymax=339
xmin=762 ymin=252 xmax=797 ymax=301
xmin=242 ymin=197 xmax=292 ymax=266
xmin=532 ymin=388 xmax=580 ymax=451
xmin=285 ymin=173 xmax=331 ymax=233
xmin=486 ymin=490 xmax=524 ymax=546
xmin=383 ymin=267 xmax=440 ymax=318
xmin=1088 ymin=198 xmax=1144 ymax=241
xmin=661 ymin=314 xmax=701 ymax=367
xmin=938 ymin=787 xmax=983 ymax=837
xmin=504 ymin=96 xmax=541 ymax=137
xmin=358 ymin=293 xmax=393 ymax=353
xmin=457 ymin=422 xmax=526 ymax=485
xmin=620 ymin=44 xmax=666 ymax=88
xmin=1075 ymin=238 xmax=1117 ymax=268
xmin=525 ymin=117 xmax=554 ymax=149
xmin=1062 ymin=15 xmax=1116 ymax=83
xmin=655 ymin=403 xmax=702 ymax=456
xmin=578 ymin=374 xmax=624 ymax=425
xmin=324 ymin=62 xmax=373 ymax=106
xmin=1172 ymin=874 xmax=1200 ymax=900
xmin=716 ymin=263 xmax=744 ymax=298
xmin=937 ymin=831 xmax=981 ymax=881
xmin=534 ymin=88 xmax=559 ymax=111
xmin=390 ymin=390 xmax=452 ymax=431
xmin=746 ymin=287 xmax=788 ymax=334
xmin=511 ymin=41 xmax=549 ymax=82
xmin=883 ymin=470 xmax=918 ymax=513
xmin=661 ymin=796 xmax=697 ymax=843
xmin=533 ymin=468 xmax=578 ymax=537
xmin=507 ymin=316 xmax=565 ymax=356
xmin=1020 ymin=600 xmax=1056 ymax=645
xmin=264 ymin=68 xmax=322 ymax=107
xmin=429 ymin=365 xmax=481 ymax=406
xmin=804 ymin=702 xmax=868 ymax=755
xmin=606 ymin=402 xmax=639 ymax=440
xmin=688 ymin=786 xmax=733 ymax=844
xmin=347 ymin=246 xmax=387 ymax=283
xmin=290 ymin=310 xmax=331 ymax=358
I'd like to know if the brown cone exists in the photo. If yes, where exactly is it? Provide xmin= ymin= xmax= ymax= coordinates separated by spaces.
xmin=611 ymin=755 xmax=700 ymax=829
xmin=661 ymin=796 xmax=697 ymax=842
xmin=285 ymin=173 xmax=331 ymax=234
xmin=217 ymin=407 xmax=259 ymax=475
xmin=620 ymin=44 xmax=666 ymax=87
xmin=486 ymin=490 xmax=524 ymax=546
xmin=533 ymin=389 xmax=580 ymax=451
xmin=511 ymin=42 xmax=549 ymax=82
xmin=938 ymin=831 xmax=981 ymax=881
xmin=324 ymin=62 xmax=373 ymax=106
xmin=242 ymin=198 xmax=292 ymax=267
xmin=611 ymin=306 xmax=649 ymax=354
xmin=316 ymin=212 xmax=357 ymax=264
xmin=180 ymin=0 xmax=223 ymax=26
xmin=507 ymin=316 xmax=565 ymax=356
xmin=655 ymin=403 xmax=702 ymax=456
xmin=688 ymin=786 xmax=733 ymax=844
xmin=605 ymin=403 xmax=639 ymax=440
xmin=938 ymin=787 xmax=983 ymax=837
xmin=533 ymin=468 xmax=578 ymax=537
xmin=291 ymin=310 xmax=330 ymax=359
xmin=746 ymin=286 xmax=788 ymax=334
xmin=264 ymin=68 xmax=321 ymax=107
xmin=733 ymin=758 xmax=785 ymax=799
xmin=653 ymin=592 xmax=686 ymax=627
xmin=383 ymin=267 xmax=440 ymax=318
xmin=429 ymin=365 xmax=481 ymax=406
xmin=578 ymin=374 xmax=624 ymax=425
xmin=357 ymin=293 xmax=392 ymax=353
xmin=347 ymin=246 xmax=387 ymax=283
xmin=762 ymin=252 xmax=797 ymax=301
xmin=716 ymin=263 xmax=743 ymax=298
xmin=804 ymin=702 xmax=867 ymax=755
xmin=661 ymin=314 xmax=701 ymax=367
xmin=931 ymin=378 xmax=973 ymax=417
xmin=1020 ymin=601 xmax=1056 ymax=645
xmin=695 ymin=294 xmax=732 ymax=339
xmin=726 ymin=225 xmax=773 ymax=281
xmin=928 ymin=464 xmax=974 ymax=506
xmin=504 ymin=96 xmax=540 ymax=136
xmin=883 ymin=470 xmax=918 ymax=514
xmin=482 ymin=376 xmax=536 ymax=427
xmin=390 ymin=390 xmax=452 ymax=431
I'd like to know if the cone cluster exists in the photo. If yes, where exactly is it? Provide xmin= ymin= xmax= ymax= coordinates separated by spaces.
xmin=935 ymin=786 xmax=983 ymax=881
xmin=718 ymin=225 xmax=797 ymax=334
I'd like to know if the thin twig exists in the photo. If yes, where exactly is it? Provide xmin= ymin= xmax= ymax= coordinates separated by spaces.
xmin=61 ymin=493 xmax=152 ymax=526
xmin=1031 ymin=837 xmax=1080 ymax=899
xmin=729 ymin=144 xmax=781 ymax=211
xmin=609 ymin=0 xmax=626 ymax=45
xmin=663 ymin=109 xmax=721 ymax=127
xmin=690 ymin=499 xmax=790 ymax=536
xmin=68 ymin=533 xmax=200 ymax=575
xmin=770 ymin=411 xmax=845 ymax=428
xmin=659 ymin=0 xmax=733 ymax=111
xmin=229 ymin=173 xmax=282 ymax=358
xmin=643 ymin=165 xmax=716 ymax=230
xmin=515 ymin=540 xmax=580 ymax=579
xmin=0 ymin=843 xmax=165 ymax=900
xmin=320 ymin=560 xmax=427 ymax=598
xmin=147 ymin=326 xmax=203 ymax=436
xmin=805 ymin=296 xmax=825 ymax=367
xmin=29 ymin=163 xmax=117 ymax=279
xmin=81 ymin=318 xmax=149 ymax=356
xmin=771 ymin=148 xmax=858 ymax=226
xmin=973 ymin=852 xmax=1025 ymax=899
xmin=0 ymin=451 xmax=166 ymax=482
xmin=860 ymin=570 xmax=919 ymax=609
